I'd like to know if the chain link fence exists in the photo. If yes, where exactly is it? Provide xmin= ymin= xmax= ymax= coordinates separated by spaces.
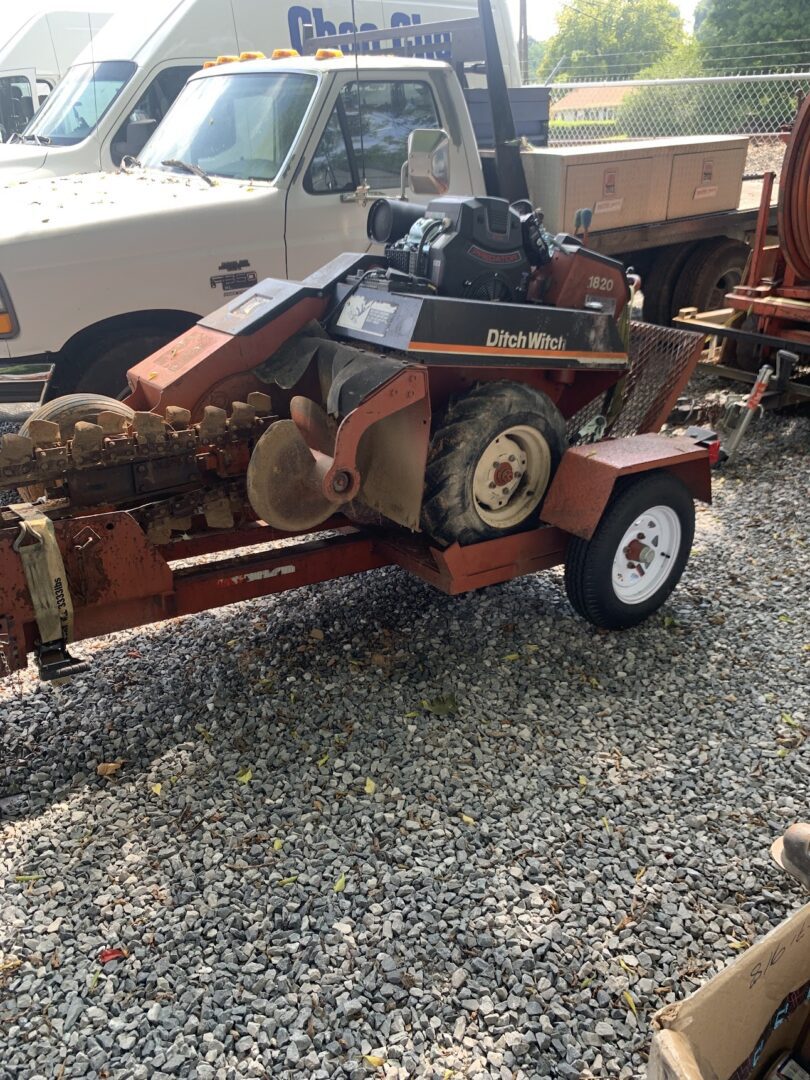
xmin=546 ymin=72 xmax=810 ymax=153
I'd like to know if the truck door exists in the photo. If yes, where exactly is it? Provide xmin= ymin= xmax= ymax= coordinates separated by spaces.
xmin=284 ymin=73 xmax=445 ymax=278
xmin=0 ymin=70 xmax=37 ymax=142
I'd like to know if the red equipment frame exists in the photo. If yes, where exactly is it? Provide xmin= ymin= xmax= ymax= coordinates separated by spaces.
xmin=0 ymin=436 xmax=711 ymax=678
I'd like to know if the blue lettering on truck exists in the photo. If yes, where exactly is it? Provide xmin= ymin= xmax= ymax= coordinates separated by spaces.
xmin=287 ymin=7 xmax=451 ymax=58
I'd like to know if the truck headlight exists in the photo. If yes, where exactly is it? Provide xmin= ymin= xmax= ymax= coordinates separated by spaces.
xmin=0 ymin=277 xmax=18 ymax=337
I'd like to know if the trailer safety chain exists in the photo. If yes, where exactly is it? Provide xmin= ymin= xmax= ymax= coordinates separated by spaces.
xmin=8 ymin=504 xmax=88 ymax=681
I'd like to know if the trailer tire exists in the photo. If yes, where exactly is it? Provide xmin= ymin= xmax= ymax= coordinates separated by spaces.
xmin=17 ymin=394 xmax=135 ymax=501
xmin=421 ymin=380 xmax=566 ymax=548
xmin=670 ymin=239 xmax=749 ymax=317
xmin=564 ymin=471 xmax=694 ymax=629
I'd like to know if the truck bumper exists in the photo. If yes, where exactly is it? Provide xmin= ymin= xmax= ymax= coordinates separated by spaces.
xmin=0 ymin=354 xmax=53 ymax=410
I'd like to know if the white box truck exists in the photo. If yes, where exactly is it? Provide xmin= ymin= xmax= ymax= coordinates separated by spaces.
xmin=0 ymin=4 xmax=113 ymax=143
xmin=0 ymin=0 xmax=519 ymax=180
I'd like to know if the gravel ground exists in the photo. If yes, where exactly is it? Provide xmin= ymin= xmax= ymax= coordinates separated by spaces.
xmin=744 ymin=136 xmax=786 ymax=178
xmin=1 ymin=398 xmax=808 ymax=1080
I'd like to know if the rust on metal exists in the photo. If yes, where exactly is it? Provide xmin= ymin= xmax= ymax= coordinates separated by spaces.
xmin=541 ymin=435 xmax=712 ymax=541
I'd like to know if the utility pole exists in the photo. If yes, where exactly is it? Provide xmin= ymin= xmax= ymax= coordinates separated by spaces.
xmin=518 ymin=0 xmax=529 ymax=83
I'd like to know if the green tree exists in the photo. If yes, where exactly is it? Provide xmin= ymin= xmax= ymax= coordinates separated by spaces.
xmin=528 ymin=37 xmax=546 ymax=80
xmin=539 ymin=0 xmax=685 ymax=81
xmin=694 ymin=0 xmax=808 ymax=71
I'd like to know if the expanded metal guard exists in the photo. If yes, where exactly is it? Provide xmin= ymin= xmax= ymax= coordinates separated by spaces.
xmin=567 ymin=322 xmax=704 ymax=442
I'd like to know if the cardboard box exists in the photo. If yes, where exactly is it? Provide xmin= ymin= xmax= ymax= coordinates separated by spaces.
xmin=648 ymin=902 xmax=810 ymax=1080
xmin=517 ymin=136 xmax=748 ymax=236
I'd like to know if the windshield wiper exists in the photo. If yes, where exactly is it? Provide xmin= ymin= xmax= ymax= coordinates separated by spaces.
xmin=9 ymin=133 xmax=51 ymax=145
xmin=161 ymin=159 xmax=214 ymax=187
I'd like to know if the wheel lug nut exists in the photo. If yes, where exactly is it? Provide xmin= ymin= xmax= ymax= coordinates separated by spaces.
xmin=488 ymin=482 xmax=496 ymax=489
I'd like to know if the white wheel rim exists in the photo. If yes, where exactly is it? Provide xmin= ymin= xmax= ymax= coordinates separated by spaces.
xmin=611 ymin=504 xmax=682 ymax=605
xmin=472 ymin=425 xmax=551 ymax=529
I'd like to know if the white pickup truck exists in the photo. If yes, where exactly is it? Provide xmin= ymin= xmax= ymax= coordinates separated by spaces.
xmin=0 ymin=44 xmax=531 ymax=398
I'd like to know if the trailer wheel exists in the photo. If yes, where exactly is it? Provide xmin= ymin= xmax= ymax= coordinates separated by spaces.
xmin=17 ymin=394 xmax=135 ymax=501
xmin=564 ymin=472 xmax=695 ymax=629
xmin=670 ymin=239 xmax=749 ymax=316
xmin=421 ymin=380 xmax=566 ymax=547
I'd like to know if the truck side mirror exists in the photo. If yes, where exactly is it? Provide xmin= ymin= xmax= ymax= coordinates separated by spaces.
xmin=406 ymin=129 xmax=450 ymax=196
xmin=125 ymin=118 xmax=157 ymax=157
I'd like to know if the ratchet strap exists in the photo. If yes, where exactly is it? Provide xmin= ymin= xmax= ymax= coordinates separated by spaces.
xmin=10 ymin=504 xmax=74 ymax=647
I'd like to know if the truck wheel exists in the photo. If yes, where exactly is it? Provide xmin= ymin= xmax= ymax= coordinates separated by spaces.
xmin=421 ymin=380 xmax=566 ymax=547
xmin=670 ymin=239 xmax=749 ymax=316
xmin=564 ymin=472 xmax=695 ymax=629
xmin=641 ymin=243 xmax=696 ymax=325
xmin=53 ymin=321 xmax=196 ymax=400
xmin=17 ymin=394 xmax=135 ymax=501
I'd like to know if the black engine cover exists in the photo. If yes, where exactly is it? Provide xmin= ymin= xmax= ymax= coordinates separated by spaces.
xmin=386 ymin=196 xmax=531 ymax=303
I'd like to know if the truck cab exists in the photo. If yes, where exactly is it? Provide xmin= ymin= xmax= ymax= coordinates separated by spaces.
xmin=0 ymin=52 xmax=488 ymax=397
xmin=0 ymin=0 xmax=517 ymax=180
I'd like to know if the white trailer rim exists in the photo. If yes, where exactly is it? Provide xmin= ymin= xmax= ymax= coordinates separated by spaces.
xmin=472 ymin=425 xmax=551 ymax=529
xmin=611 ymin=504 xmax=682 ymax=604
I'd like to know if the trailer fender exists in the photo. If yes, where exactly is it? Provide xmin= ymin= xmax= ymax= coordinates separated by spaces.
xmin=540 ymin=434 xmax=711 ymax=541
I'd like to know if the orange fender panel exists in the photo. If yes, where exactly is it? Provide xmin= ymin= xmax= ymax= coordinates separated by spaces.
xmin=541 ymin=435 xmax=712 ymax=541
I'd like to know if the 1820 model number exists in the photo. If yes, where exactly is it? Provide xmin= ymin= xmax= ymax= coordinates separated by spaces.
xmin=588 ymin=275 xmax=615 ymax=291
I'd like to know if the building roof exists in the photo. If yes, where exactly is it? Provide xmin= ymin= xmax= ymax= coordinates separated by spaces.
xmin=551 ymin=85 xmax=632 ymax=114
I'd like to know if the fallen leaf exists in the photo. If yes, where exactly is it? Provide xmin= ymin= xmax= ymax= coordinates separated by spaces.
xmin=602 ymin=816 xmax=611 ymax=833
xmin=363 ymin=1056 xmax=385 ymax=1068
xmin=310 ymin=628 xmax=324 ymax=641
xmin=503 ymin=653 xmax=521 ymax=662
xmin=99 ymin=948 xmax=126 ymax=964
xmin=236 ymin=767 xmax=252 ymax=784
xmin=623 ymin=990 xmax=638 ymax=1018
xmin=781 ymin=713 xmax=799 ymax=728
xmin=728 ymin=939 xmax=749 ymax=950
xmin=421 ymin=695 xmax=458 ymax=716
xmin=273 ymin=838 xmax=283 ymax=851
xmin=404 ymin=711 xmax=419 ymax=719
xmin=195 ymin=724 xmax=212 ymax=742
xmin=96 ymin=761 xmax=123 ymax=777
xmin=663 ymin=615 xmax=677 ymax=629
xmin=334 ymin=872 xmax=347 ymax=893
xmin=525 ymin=644 xmax=540 ymax=653
xmin=364 ymin=777 xmax=377 ymax=795
xmin=89 ymin=970 xmax=100 ymax=991
xmin=618 ymin=957 xmax=632 ymax=973
xmin=151 ymin=783 xmax=162 ymax=796
xmin=277 ymin=875 xmax=298 ymax=886
xmin=461 ymin=813 xmax=476 ymax=826
xmin=635 ymin=866 xmax=647 ymax=882
xmin=578 ymin=775 xmax=588 ymax=788
xmin=0 ymin=958 xmax=21 ymax=975
xmin=15 ymin=873 xmax=40 ymax=883
xmin=317 ymin=752 xmax=329 ymax=768
xmin=581 ymin=976 xmax=593 ymax=988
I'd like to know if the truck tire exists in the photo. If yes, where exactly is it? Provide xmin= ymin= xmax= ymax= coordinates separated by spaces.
xmin=421 ymin=380 xmax=566 ymax=548
xmin=564 ymin=472 xmax=695 ymax=629
xmin=641 ymin=243 xmax=697 ymax=325
xmin=17 ymin=394 xmax=135 ymax=501
xmin=670 ymin=239 xmax=749 ymax=317
xmin=52 ymin=319 xmax=196 ymax=400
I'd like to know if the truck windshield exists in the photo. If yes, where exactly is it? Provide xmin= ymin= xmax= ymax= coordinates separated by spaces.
xmin=24 ymin=60 xmax=136 ymax=145
xmin=140 ymin=72 xmax=317 ymax=183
